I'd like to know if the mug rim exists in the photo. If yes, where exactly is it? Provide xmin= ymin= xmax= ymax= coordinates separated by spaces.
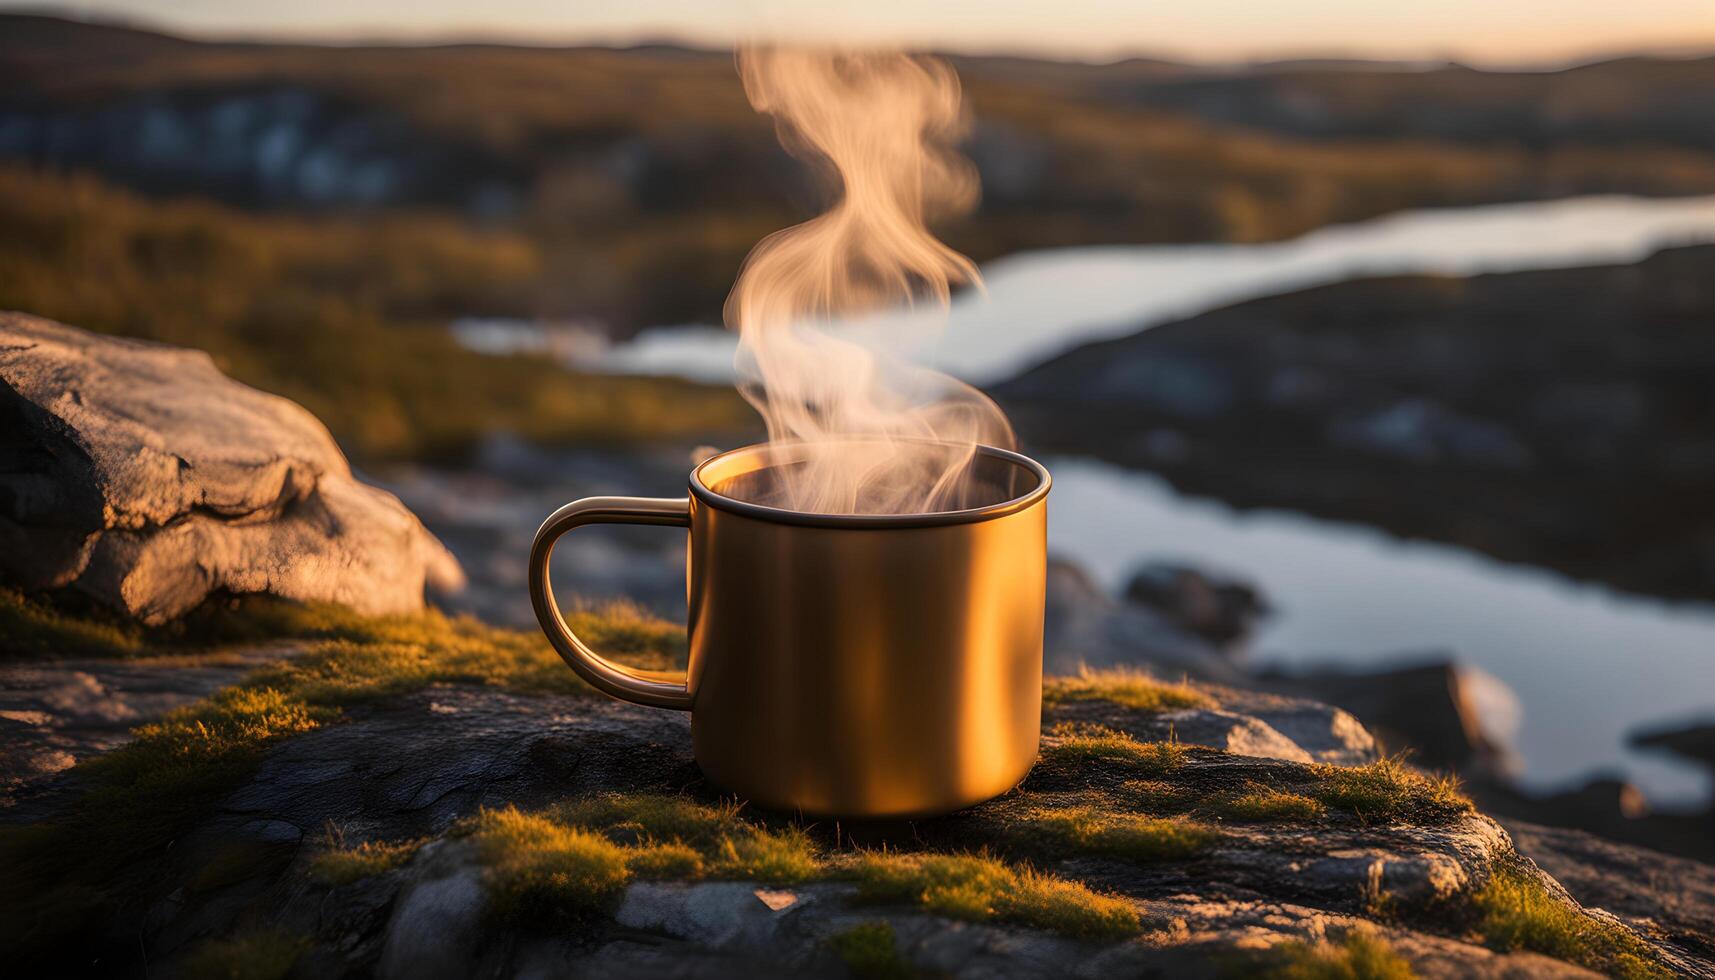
xmin=689 ymin=440 xmax=1051 ymax=529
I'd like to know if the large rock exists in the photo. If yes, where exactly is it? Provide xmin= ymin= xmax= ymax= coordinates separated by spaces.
xmin=8 ymin=674 xmax=1698 ymax=978
xmin=0 ymin=314 xmax=463 ymax=622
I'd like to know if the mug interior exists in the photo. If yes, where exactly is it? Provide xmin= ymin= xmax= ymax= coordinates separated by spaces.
xmin=690 ymin=441 xmax=1049 ymax=528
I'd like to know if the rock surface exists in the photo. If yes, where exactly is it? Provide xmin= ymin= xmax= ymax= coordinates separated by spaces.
xmin=7 ymin=674 xmax=1701 ymax=978
xmin=0 ymin=314 xmax=463 ymax=622
xmin=1506 ymin=819 xmax=1715 ymax=966
xmin=0 ymin=643 xmax=303 ymax=813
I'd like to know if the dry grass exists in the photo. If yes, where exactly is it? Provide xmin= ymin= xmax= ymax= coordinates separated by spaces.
xmin=1044 ymin=667 xmax=1214 ymax=712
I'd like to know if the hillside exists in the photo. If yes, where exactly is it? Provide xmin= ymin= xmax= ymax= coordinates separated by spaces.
xmin=5 ymin=13 xmax=1715 ymax=335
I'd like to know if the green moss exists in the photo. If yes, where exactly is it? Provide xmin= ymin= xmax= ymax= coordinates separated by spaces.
xmin=1123 ymin=779 xmax=1196 ymax=812
xmin=623 ymin=841 xmax=705 ymax=879
xmin=0 ymin=588 xmax=148 ymax=658
xmin=557 ymin=792 xmax=746 ymax=847
xmin=1208 ymin=786 xmax=1326 ymax=823
xmin=1 ymin=587 xmax=687 ymax=675
xmin=460 ymin=795 xmax=824 ymax=922
xmin=180 ymin=927 xmax=308 ymax=980
xmin=472 ymin=807 xmax=632 ymax=922
xmin=828 ymin=921 xmax=914 ymax=980
xmin=1014 ymin=805 xmax=1219 ymax=862
xmin=0 ymin=603 xmax=683 ymax=961
xmin=1310 ymin=757 xmax=1472 ymax=824
xmin=1258 ymin=927 xmax=1417 ymax=980
xmin=85 ymin=685 xmax=334 ymax=806
xmin=1472 ymin=866 xmax=1670 ymax=980
xmin=238 ymin=603 xmax=680 ymax=703
xmin=850 ymin=851 xmax=1140 ymax=941
xmin=558 ymin=792 xmax=819 ymax=884
xmin=310 ymin=839 xmax=425 ymax=885
xmin=1043 ymin=723 xmax=1187 ymax=776
xmin=1044 ymin=667 xmax=1214 ymax=712
xmin=715 ymin=828 xmax=822 ymax=883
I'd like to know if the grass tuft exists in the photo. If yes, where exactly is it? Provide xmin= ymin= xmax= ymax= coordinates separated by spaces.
xmin=1044 ymin=666 xmax=1214 ymax=713
xmin=556 ymin=793 xmax=745 ymax=848
xmin=179 ymin=927 xmax=308 ymax=980
xmin=1208 ymin=785 xmax=1326 ymax=823
xmin=623 ymin=841 xmax=705 ymax=879
xmin=1310 ymin=757 xmax=1471 ymax=824
xmin=827 ymin=921 xmax=913 ymax=980
xmin=1472 ymin=866 xmax=1670 ymax=980
xmin=1015 ymin=805 xmax=1219 ymax=862
xmin=715 ymin=827 xmax=822 ymax=883
xmin=471 ymin=807 xmax=632 ymax=922
xmin=456 ymin=792 xmax=822 ymax=921
xmin=310 ymin=839 xmax=425 ymax=885
xmin=1260 ymin=927 xmax=1417 ymax=980
xmin=1044 ymin=723 xmax=1187 ymax=775
xmin=850 ymin=851 xmax=1140 ymax=941
xmin=558 ymin=792 xmax=820 ymax=884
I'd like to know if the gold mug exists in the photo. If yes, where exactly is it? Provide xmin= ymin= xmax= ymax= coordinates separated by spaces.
xmin=528 ymin=441 xmax=1050 ymax=818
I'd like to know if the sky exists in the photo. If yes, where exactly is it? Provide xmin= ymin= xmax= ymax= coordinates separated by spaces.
xmin=16 ymin=0 xmax=1715 ymax=65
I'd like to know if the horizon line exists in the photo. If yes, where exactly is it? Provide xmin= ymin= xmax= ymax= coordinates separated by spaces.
xmin=8 ymin=7 xmax=1715 ymax=74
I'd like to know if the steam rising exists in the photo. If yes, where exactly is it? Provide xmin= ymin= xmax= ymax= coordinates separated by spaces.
xmin=725 ymin=47 xmax=1015 ymax=515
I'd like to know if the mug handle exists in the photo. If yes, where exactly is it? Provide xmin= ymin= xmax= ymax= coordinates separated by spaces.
xmin=528 ymin=495 xmax=694 ymax=710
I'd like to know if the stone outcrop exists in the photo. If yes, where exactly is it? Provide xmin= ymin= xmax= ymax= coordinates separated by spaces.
xmin=0 ymin=314 xmax=463 ymax=622
xmin=6 ymin=670 xmax=1700 ymax=978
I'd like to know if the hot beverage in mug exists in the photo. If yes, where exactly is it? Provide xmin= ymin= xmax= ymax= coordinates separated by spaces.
xmin=528 ymin=440 xmax=1049 ymax=818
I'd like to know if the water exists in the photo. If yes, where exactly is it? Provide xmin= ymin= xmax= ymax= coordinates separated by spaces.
xmin=590 ymin=194 xmax=1715 ymax=385
xmin=509 ymin=193 xmax=1715 ymax=803
xmin=1047 ymin=456 xmax=1715 ymax=805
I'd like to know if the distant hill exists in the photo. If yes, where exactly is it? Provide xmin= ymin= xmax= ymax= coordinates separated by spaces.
xmin=3 ymin=11 xmax=1715 ymax=335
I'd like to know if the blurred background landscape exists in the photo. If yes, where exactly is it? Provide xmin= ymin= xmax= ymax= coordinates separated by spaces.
xmin=2 ymin=3 xmax=1713 ymax=856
